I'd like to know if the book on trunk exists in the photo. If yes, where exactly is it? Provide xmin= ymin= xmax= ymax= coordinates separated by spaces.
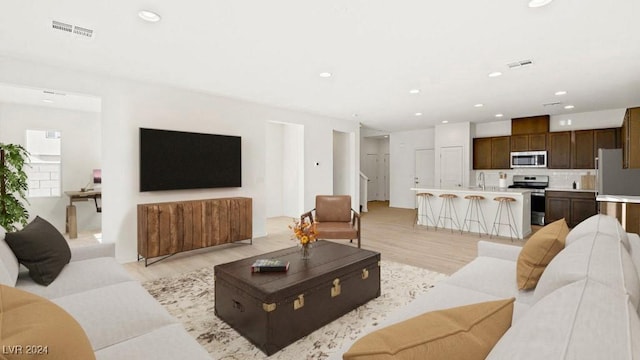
xmin=251 ymin=259 xmax=290 ymax=273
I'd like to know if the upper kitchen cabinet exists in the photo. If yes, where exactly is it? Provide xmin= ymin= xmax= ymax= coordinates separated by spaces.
xmin=510 ymin=115 xmax=549 ymax=152
xmin=622 ymin=107 xmax=640 ymax=168
xmin=511 ymin=133 xmax=546 ymax=152
xmin=473 ymin=136 xmax=510 ymax=169
xmin=511 ymin=115 xmax=550 ymax=135
xmin=572 ymin=130 xmax=595 ymax=169
xmin=547 ymin=131 xmax=572 ymax=169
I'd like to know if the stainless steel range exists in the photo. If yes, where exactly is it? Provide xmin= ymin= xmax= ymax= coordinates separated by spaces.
xmin=508 ymin=175 xmax=549 ymax=226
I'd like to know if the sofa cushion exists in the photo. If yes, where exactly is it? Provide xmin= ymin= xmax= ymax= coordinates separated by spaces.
xmin=487 ymin=279 xmax=640 ymax=360
xmin=16 ymin=257 xmax=133 ymax=299
xmin=566 ymin=214 xmax=629 ymax=250
xmin=4 ymin=216 xmax=71 ymax=285
xmin=0 ymin=284 xmax=95 ymax=360
xmin=0 ymin=225 xmax=20 ymax=286
xmin=343 ymin=298 xmax=514 ymax=360
xmin=516 ymin=218 xmax=569 ymax=290
xmin=94 ymin=324 xmax=211 ymax=360
xmin=533 ymin=231 xmax=640 ymax=309
xmin=53 ymin=281 xmax=178 ymax=351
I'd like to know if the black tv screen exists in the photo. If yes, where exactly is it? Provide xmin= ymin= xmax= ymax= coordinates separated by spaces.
xmin=139 ymin=128 xmax=241 ymax=191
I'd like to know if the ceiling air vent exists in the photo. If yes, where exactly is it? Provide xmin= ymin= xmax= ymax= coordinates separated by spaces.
xmin=543 ymin=102 xmax=562 ymax=107
xmin=73 ymin=26 xmax=93 ymax=38
xmin=52 ymin=21 xmax=73 ymax=33
xmin=51 ymin=20 xmax=94 ymax=39
xmin=43 ymin=90 xmax=66 ymax=96
xmin=507 ymin=59 xmax=534 ymax=69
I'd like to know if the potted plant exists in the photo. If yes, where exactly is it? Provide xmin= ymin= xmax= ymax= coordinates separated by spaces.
xmin=0 ymin=143 xmax=30 ymax=231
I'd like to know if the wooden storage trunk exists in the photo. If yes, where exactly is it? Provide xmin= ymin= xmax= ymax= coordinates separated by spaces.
xmin=214 ymin=241 xmax=381 ymax=355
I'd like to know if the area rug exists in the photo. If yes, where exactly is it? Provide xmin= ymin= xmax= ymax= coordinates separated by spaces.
xmin=142 ymin=260 xmax=448 ymax=359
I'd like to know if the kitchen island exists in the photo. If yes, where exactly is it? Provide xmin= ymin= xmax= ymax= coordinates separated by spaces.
xmin=411 ymin=187 xmax=532 ymax=239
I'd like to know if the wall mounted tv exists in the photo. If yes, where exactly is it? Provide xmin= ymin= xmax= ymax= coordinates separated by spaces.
xmin=139 ymin=128 xmax=241 ymax=192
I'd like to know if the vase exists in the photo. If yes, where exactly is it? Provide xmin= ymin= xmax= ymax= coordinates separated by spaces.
xmin=300 ymin=243 xmax=312 ymax=260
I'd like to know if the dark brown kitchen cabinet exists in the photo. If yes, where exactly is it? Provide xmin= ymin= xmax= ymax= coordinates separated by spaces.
xmin=491 ymin=136 xmax=511 ymax=169
xmin=572 ymin=130 xmax=595 ymax=169
xmin=473 ymin=136 xmax=510 ymax=169
xmin=547 ymin=131 xmax=572 ymax=169
xmin=594 ymin=128 xmax=620 ymax=152
xmin=622 ymin=107 xmax=640 ymax=168
xmin=511 ymin=115 xmax=550 ymax=135
xmin=473 ymin=137 xmax=492 ymax=169
xmin=510 ymin=133 xmax=546 ymax=152
xmin=545 ymin=191 xmax=597 ymax=228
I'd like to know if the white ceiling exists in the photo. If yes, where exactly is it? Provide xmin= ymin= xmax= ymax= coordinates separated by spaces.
xmin=0 ymin=0 xmax=639 ymax=132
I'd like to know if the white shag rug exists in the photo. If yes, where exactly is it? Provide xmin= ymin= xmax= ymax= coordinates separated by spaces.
xmin=142 ymin=260 xmax=447 ymax=359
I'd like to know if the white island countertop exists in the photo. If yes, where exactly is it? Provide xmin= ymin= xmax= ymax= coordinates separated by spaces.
xmin=410 ymin=187 xmax=531 ymax=195
xmin=596 ymin=194 xmax=640 ymax=203
xmin=410 ymin=187 xmax=531 ymax=239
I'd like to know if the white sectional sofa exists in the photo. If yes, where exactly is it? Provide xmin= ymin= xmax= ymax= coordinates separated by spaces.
xmin=0 ymin=226 xmax=211 ymax=360
xmin=334 ymin=214 xmax=640 ymax=359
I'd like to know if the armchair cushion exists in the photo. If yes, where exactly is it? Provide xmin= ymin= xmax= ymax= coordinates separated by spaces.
xmin=315 ymin=222 xmax=358 ymax=240
xmin=315 ymin=195 xmax=352 ymax=222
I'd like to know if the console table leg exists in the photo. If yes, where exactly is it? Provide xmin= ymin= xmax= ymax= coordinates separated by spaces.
xmin=66 ymin=205 xmax=77 ymax=239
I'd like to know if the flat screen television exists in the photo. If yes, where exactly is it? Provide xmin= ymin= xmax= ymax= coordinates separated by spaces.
xmin=139 ymin=128 xmax=241 ymax=191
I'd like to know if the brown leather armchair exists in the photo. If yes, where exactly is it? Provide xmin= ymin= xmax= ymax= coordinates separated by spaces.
xmin=301 ymin=195 xmax=361 ymax=248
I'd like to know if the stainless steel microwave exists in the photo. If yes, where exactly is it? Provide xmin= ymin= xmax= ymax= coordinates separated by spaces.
xmin=510 ymin=151 xmax=547 ymax=168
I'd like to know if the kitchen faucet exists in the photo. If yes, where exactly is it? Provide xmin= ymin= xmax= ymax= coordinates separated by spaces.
xmin=478 ymin=171 xmax=485 ymax=190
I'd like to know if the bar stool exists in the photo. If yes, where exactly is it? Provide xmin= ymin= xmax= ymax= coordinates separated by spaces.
xmin=461 ymin=195 xmax=488 ymax=236
xmin=436 ymin=194 xmax=461 ymax=232
xmin=414 ymin=192 xmax=436 ymax=228
xmin=491 ymin=196 xmax=519 ymax=241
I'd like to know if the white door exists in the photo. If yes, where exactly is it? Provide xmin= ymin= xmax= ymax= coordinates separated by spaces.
xmin=383 ymin=153 xmax=390 ymax=201
xmin=365 ymin=154 xmax=378 ymax=201
xmin=415 ymin=149 xmax=435 ymax=188
xmin=440 ymin=146 xmax=463 ymax=188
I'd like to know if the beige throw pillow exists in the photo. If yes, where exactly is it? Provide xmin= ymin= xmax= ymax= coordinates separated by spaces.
xmin=517 ymin=218 xmax=569 ymax=290
xmin=342 ymin=298 xmax=515 ymax=360
xmin=0 ymin=285 xmax=96 ymax=360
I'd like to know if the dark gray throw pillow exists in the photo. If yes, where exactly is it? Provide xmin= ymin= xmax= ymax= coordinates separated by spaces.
xmin=5 ymin=216 xmax=71 ymax=286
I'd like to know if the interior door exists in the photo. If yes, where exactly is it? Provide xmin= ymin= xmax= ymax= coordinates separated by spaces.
xmin=440 ymin=146 xmax=463 ymax=188
xmin=365 ymin=154 xmax=378 ymax=201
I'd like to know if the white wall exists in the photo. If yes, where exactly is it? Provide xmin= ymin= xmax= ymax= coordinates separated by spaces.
xmin=0 ymin=102 xmax=101 ymax=232
xmin=474 ymin=109 xmax=626 ymax=138
xmin=389 ymin=129 xmax=435 ymax=208
xmin=333 ymin=130 xmax=350 ymax=195
xmin=0 ymin=56 xmax=359 ymax=262
xmin=282 ymin=123 xmax=304 ymax=217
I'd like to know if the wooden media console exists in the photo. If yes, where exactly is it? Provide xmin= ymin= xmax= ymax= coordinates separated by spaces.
xmin=137 ymin=197 xmax=252 ymax=266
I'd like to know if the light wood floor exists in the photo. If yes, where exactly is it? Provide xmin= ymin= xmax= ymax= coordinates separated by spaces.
xmin=120 ymin=201 xmax=533 ymax=282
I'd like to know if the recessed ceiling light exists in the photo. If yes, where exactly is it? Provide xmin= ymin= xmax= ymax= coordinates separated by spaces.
xmin=138 ymin=10 xmax=161 ymax=22
xmin=555 ymin=90 xmax=567 ymax=96
xmin=474 ymin=103 xmax=484 ymax=108
xmin=415 ymin=112 xmax=423 ymax=116
xmin=319 ymin=72 xmax=332 ymax=78
xmin=564 ymin=105 xmax=575 ymax=109
xmin=528 ymin=0 xmax=553 ymax=8
xmin=409 ymin=89 xmax=420 ymax=94
xmin=495 ymin=113 xmax=504 ymax=118
xmin=442 ymin=120 xmax=449 ymax=124
xmin=384 ymin=135 xmax=389 ymax=138
xmin=488 ymin=71 xmax=502 ymax=78
xmin=42 ymin=99 xmax=54 ymax=103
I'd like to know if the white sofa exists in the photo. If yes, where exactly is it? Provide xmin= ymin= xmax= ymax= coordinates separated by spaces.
xmin=333 ymin=214 xmax=640 ymax=359
xmin=0 ymin=227 xmax=211 ymax=360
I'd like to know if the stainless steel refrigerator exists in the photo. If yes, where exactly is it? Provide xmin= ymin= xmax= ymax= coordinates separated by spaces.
xmin=597 ymin=148 xmax=640 ymax=196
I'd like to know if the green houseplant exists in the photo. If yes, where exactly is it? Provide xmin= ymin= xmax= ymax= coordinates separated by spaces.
xmin=0 ymin=143 xmax=30 ymax=231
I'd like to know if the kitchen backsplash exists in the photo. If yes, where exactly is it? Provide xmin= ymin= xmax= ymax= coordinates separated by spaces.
xmin=472 ymin=168 xmax=596 ymax=189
